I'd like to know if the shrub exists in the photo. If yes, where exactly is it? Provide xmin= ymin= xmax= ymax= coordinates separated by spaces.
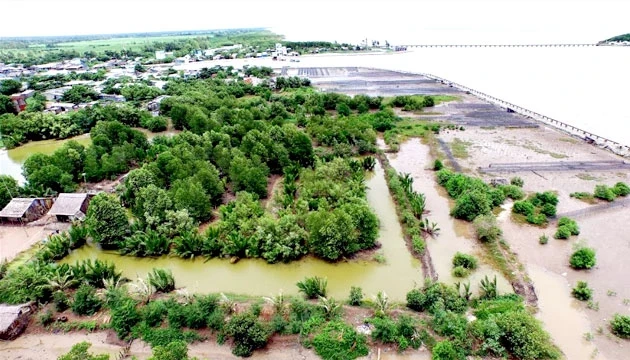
xmin=370 ymin=316 xmax=398 ymax=343
xmin=571 ymin=281 xmax=593 ymax=301
xmin=72 ymin=284 xmax=102 ymax=316
xmin=412 ymin=235 xmax=425 ymax=255
xmin=207 ymin=309 xmax=226 ymax=331
xmin=148 ymin=340 xmax=189 ymax=360
xmin=554 ymin=226 xmax=571 ymax=240
xmin=451 ymin=190 xmax=491 ymax=221
xmin=512 ymin=200 xmax=535 ymax=216
xmin=611 ymin=314 xmax=630 ymax=338
xmin=492 ymin=310 xmax=560 ymax=359
xmin=406 ymin=289 xmax=426 ymax=312
xmin=569 ymin=247 xmax=596 ymax=269
xmin=142 ymin=300 xmax=168 ymax=327
xmin=452 ymin=266 xmax=469 ymax=278
xmin=613 ymin=182 xmax=630 ymax=197
xmin=312 ymin=320 xmax=369 ymax=360
xmin=532 ymin=191 xmax=558 ymax=206
xmin=58 ymin=342 xmax=109 ymax=360
xmin=526 ymin=213 xmax=547 ymax=226
xmin=54 ymin=290 xmax=70 ymax=312
xmin=500 ymin=185 xmax=525 ymax=200
xmin=148 ymin=268 xmax=175 ymax=293
xmin=433 ymin=159 xmax=444 ymax=171
xmin=296 ymin=276 xmax=327 ymax=299
xmin=473 ymin=214 xmax=502 ymax=242
xmin=452 ymin=252 xmax=478 ymax=270
xmin=349 ymin=286 xmax=363 ymax=306
xmin=139 ymin=326 xmax=201 ymax=348
xmin=39 ymin=309 xmax=54 ymax=326
xmin=225 ymin=313 xmax=270 ymax=357
xmin=432 ymin=340 xmax=463 ymax=360
xmin=110 ymin=297 xmax=141 ymax=339
xmin=539 ymin=235 xmax=549 ymax=245
xmin=594 ymin=184 xmax=615 ymax=201
xmin=558 ymin=217 xmax=580 ymax=235
xmin=541 ymin=203 xmax=557 ymax=217
xmin=510 ymin=177 xmax=524 ymax=187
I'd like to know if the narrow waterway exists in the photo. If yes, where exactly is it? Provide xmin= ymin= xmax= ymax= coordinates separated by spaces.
xmin=61 ymin=160 xmax=423 ymax=300
xmin=386 ymin=139 xmax=512 ymax=296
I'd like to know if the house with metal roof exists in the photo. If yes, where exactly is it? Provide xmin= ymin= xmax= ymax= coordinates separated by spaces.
xmin=48 ymin=193 xmax=93 ymax=222
xmin=0 ymin=198 xmax=52 ymax=223
xmin=0 ymin=303 xmax=35 ymax=340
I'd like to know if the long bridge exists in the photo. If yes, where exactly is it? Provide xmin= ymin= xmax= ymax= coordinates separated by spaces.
xmin=399 ymin=44 xmax=596 ymax=48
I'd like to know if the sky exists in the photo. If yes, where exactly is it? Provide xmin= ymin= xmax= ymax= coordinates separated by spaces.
xmin=1 ymin=0 xmax=628 ymax=44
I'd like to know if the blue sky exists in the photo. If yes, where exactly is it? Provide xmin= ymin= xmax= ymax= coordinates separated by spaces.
xmin=1 ymin=0 xmax=628 ymax=43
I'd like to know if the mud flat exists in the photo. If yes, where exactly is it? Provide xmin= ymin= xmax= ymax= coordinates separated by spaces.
xmin=438 ymin=125 xmax=630 ymax=359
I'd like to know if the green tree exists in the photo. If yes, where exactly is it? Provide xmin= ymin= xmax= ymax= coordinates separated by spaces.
xmin=306 ymin=207 xmax=357 ymax=261
xmin=0 ymin=175 xmax=19 ymax=209
xmin=25 ymin=92 xmax=46 ymax=112
xmin=0 ymin=95 xmax=16 ymax=115
xmin=225 ymin=313 xmax=270 ymax=357
xmin=170 ymin=178 xmax=212 ymax=222
xmin=62 ymin=85 xmax=99 ymax=104
xmin=148 ymin=340 xmax=190 ymax=360
xmin=569 ymin=247 xmax=596 ymax=269
xmin=86 ymin=193 xmax=130 ymax=249
xmin=0 ymin=79 xmax=22 ymax=96
xmin=134 ymin=184 xmax=173 ymax=227
xmin=432 ymin=340 xmax=462 ymax=360
xmin=57 ymin=341 xmax=109 ymax=360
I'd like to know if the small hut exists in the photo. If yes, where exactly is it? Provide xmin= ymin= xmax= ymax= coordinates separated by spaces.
xmin=0 ymin=303 xmax=34 ymax=340
xmin=48 ymin=193 xmax=93 ymax=222
xmin=0 ymin=198 xmax=52 ymax=223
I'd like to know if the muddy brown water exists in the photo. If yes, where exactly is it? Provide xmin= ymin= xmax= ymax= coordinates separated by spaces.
xmin=61 ymin=160 xmax=424 ymax=300
xmin=386 ymin=139 xmax=512 ymax=296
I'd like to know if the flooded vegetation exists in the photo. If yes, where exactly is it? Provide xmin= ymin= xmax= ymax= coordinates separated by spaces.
xmin=62 ymin=160 xmax=423 ymax=300
xmin=387 ymin=139 xmax=512 ymax=296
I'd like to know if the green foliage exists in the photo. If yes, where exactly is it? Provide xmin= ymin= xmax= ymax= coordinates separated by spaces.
xmin=39 ymin=309 xmax=54 ymax=326
xmin=553 ymin=226 xmax=571 ymax=239
xmin=86 ymin=193 xmax=129 ymax=249
xmin=57 ymin=342 xmax=110 ymax=360
xmin=0 ymin=79 xmax=22 ymax=96
xmin=148 ymin=340 xmax=190 ymax=360
xmin=510 ymin=177 xmax=524 ymax=187
xmin=148 ymin=268 xmax=176 ymax=293
xmin=70 ymin=259 xmax=122 ymax=288
xmin=53 ymin=290 xmax=70 ymax=312
xmin=451 ymin=190 xmax=491 ymax=221
xmin=570 ymin=247 xmax=596 ymax=269
xmin=451 ymin=266 xmax=469 ymax=278
xmin=594 ymin=184 xmax=615 ymax=201
xmin=472 ymin=214 xmax=502 ymax=242
xmin=433 ymin=159 xmax=444 ymax=171
xmin=62 ymin=85 xmax=99 ymax=104
xmin=611 ymin=314 xmax=630 ymax=338
xmin=225 ymin=313 xmax=270 ymax=357
xmin=362 ymin=156 xmax=376 ymax=171
xmin=480 ymin=275 xmax=498 ymax=300
xmin=0 ymin=95 xmax=16 ymax=115
xmin=349 ymin=286 xmax=363 ymax=306
xmin=311 ymin=321 xmax=369 ymax=360
xmin=0 ymin=175 xmax=19 ymax=209
xmin=72 ymin=284 xmax=102 ymax=316
xmin=406 ymin=281 xmax=466 ymax=314
xmin=432 ymin=340 xmax=463 ymax=360
xmin=539 ymin=235 xmax=549 ymax=244
xmin=572 ymin=281 xmax=593 ymax=301
xmin=110 ymin=297 xmax=141 ymax=339
xmin=138 ymin=325 xmax=201 ymax=348
xmin=499 ymin=184 xmax=525 ymax=200
xmin=297 ymin=276 xmax=327 ymax=299
xmin=452 ymin=252 xmax=478 ymax=270
xmin=371 ymin=316 xmax=398 ymax=343
xmin=613 ymin=182 xmax=630 ymax=197
xmin=512 ymin=200 xmax=535 ymax=216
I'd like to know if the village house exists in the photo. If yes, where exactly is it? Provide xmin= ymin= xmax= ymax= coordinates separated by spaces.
xmin=10 ymin=90 xmax=35 ymax=112
xmin=0 ymin=303 xmax=35 ymax=340
xmin=0 ymin=198 xmax=53 ymax=223
xmin=147 ymin=95 xmax=170 ymax=112
xmin=47 ymin=193 xmax=93 ymax=222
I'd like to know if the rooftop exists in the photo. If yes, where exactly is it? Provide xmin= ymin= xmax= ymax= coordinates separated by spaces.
xmin=0 ymin=198 xmax=38 ymax=218
xmin=0 ymin=303 xmax=32 ymax=333
xmin=48 ymin=193 xmax=89 ymax=216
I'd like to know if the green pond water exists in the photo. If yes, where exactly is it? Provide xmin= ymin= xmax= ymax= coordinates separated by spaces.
xmin=61 ymin=160 xmax=424 ymax=300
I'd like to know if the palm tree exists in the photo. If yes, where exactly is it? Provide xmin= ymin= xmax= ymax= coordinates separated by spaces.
xmin=318 ymin=296 xmax=343 ymax=320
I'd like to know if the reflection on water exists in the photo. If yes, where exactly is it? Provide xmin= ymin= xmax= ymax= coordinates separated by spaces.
xmin=387 ymin=139 xmax=512 ymax=296
xmin=529 ymin=265 xmax=606 ymax=360
xmin=62 ymin=160 xmax=423 ymax=300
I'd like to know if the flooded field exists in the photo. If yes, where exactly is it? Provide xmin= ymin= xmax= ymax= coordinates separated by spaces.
xmin=61 ymin=160 xmax=424 ymax=300
xmin=386 ymin=139 xmax=512 ymax=296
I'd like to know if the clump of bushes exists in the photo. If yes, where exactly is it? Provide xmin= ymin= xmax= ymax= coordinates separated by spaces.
xmin=611 ymin=314 xmax=630 ymax=338
xmin=370 ymin=315 xmax=421 ymax=351
xmin=310 ymin=320 xmax=369 ymax=360
xmin=539 ymin=235 xmax=549 ymax=245
xmin=510 ymin=177 xmax=524 ymax=187
xmin=512 ymin=191 xmax=558 ymax=226
xmin=554 ymin=217 xmax=580 ymax=239
xmin=224 ymin=312 xmax=270 ymax=357
xmin=571 ymin=281 xmax=593 ymax=301
xmin=592 ymin=182 xmax=630 ymax=201
xmin=406 ymin=281 xmax=467 ymax=314
xmin=569 ymin=246 xmax=596 ymax=269
xmin=297 ymin=276 xmax=327 ymax=299
xmin=348 ymin=286 xmax=363 ymax=306
xmin=72 ymin=284 xmax=102 ymax=316
xmin=452 ymin=252 xmax=477 ymax=277
xmin=433 ymin=159 xmax=444 ymax=171
xmin=436 ymin=169 xmax=504 ymax=221
xmin=473 ymin=214 xmax=502 ymax=242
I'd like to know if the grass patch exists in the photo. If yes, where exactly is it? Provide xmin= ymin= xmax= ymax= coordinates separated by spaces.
xmin=504 ymin=139 xmax=568 ymax=159
xmin=576 ymin=173 xmax=600 ymax=181
xmin=382 ymin=94 xmax=459 ymax=107
xmin=450 ymin=138 xmax=472 ymax=159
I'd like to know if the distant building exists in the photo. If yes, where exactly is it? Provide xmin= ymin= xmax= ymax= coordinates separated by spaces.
xmin=156 ymin=51 xmax=174 ymax=60
xmin=0 ymin=198 xmax=53 ymax=223
xmin=147 ymin=95 xmax=170 ymax=112
xmin=174 ymin=55 xmax=191 ymax=65
xmin=9 ymin=90 xmax=34 ymax=112
xmin=99 ymin=93 xmax=126 ymax=102
xmin=48 ymin=193 xmax=93 ymax=222
xmin=43 ymin=87 xmax=70 ymax=101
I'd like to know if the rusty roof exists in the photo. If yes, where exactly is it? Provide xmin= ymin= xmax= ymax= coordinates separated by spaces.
xmin=0 ymin=198 xmax=38 ymax=218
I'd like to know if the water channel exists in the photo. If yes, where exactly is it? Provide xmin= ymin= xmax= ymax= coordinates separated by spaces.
xmin=62 ymin=160 xmax=424 ymax=300
xmin=386 ymin=139 xmax=512 ymax=295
